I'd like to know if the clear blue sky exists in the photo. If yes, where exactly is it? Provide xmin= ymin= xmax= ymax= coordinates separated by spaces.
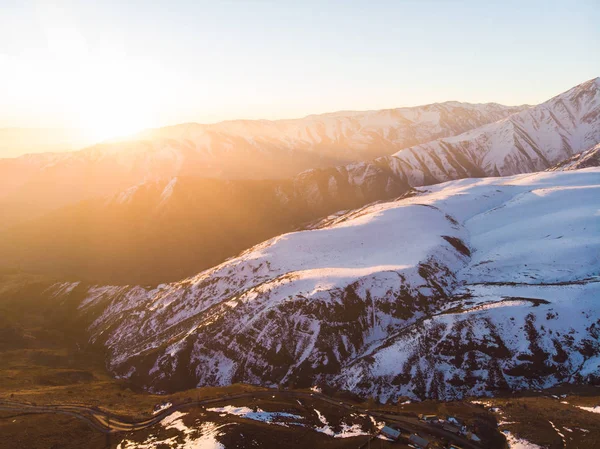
xmin=0 ymin=0 xmax=598 ymax=136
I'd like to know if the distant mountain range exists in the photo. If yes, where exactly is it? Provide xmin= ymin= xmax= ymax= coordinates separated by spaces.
xmin=0 ymin=79 xmax=598 ymax=284
xmin=0 ymin=102 xmax=524 ymax=228
xmin=293 ymin=77 xmax=600 ymax=207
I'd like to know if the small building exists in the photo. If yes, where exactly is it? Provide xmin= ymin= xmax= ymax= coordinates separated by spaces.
xmin=418 ymin=414 xmax=438 ymax=422
xmin=442 ymin=422 xmax=461 ymax=434
xmin=466 ymin=432 xmax=481 ymax=442
xmin=380 ymin=425 xmax=401 ymax=440
xmin=409 ymin=433 xmax=430 ymax=448
xmin=447 ymin=416 xmax=464 ymax=427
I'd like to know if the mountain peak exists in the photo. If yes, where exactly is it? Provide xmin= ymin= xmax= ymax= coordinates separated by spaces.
xmin=566 ymin=76 xmax=600 ymax=97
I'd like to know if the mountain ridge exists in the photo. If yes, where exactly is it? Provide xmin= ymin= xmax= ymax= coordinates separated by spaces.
xmin=294 ymin=77 xmax=600 ymax=205
xmin=0 ymin=101 xmax=525 ymax=228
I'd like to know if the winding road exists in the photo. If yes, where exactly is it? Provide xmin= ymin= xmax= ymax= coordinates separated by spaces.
xmin=0 ymin=390 xmax=482 ymax=448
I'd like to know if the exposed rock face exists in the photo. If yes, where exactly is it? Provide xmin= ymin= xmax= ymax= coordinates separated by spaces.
xmin=43 ymin=168 xmax=599 ymax=399
xmin=548 ymin=142 xmax=600 ymax=171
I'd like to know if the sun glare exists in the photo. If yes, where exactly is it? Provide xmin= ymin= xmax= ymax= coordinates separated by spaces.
xmin=80 ymin=109 xmax=151 ymax=142
xmin=63 ymin=62 xmax=162 ymax=142
xmin=5 ymin=8 xmax=167 ymax=144
xmin=65 ymin=56 xmax=161 ymax=142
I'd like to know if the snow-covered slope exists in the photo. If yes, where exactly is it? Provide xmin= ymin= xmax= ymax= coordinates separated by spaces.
xmin=394 ymin=78 xmax=599 ymax=177
xmin=0 ymin=101 xmax=522 ymax=227
xmin=339 ymin=170 xmax=600 ymax=400
xmin=56 ymin=168 xmax=600 ymax=399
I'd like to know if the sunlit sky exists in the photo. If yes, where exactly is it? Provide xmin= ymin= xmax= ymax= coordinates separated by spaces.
xmin=1 ymin=0 xmax=599 ymax=142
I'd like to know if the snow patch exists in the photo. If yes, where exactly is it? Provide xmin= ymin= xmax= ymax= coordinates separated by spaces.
xmin=117 ymin=412 xmax=227 ymax=449
xmin=153 ymin=402 xmax=173 ymax=415
xmin=502 ymin=430 xmax=545 ymax=449
xmin=207 ymin=405 xmax=301 ymax=427
xmin=576 ymin=405 xmax=600 ymax=414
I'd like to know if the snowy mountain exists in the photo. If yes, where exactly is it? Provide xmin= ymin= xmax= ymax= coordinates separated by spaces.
xmin=294 ymin=77 xmax=600 ymax=207
xmin=0 ymin=102 xmax=522 ymax=228
xmin=389 ymin=77 xmax=600 ymax=178
xmin=44 ymin=167 xmax=599 ymax=399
